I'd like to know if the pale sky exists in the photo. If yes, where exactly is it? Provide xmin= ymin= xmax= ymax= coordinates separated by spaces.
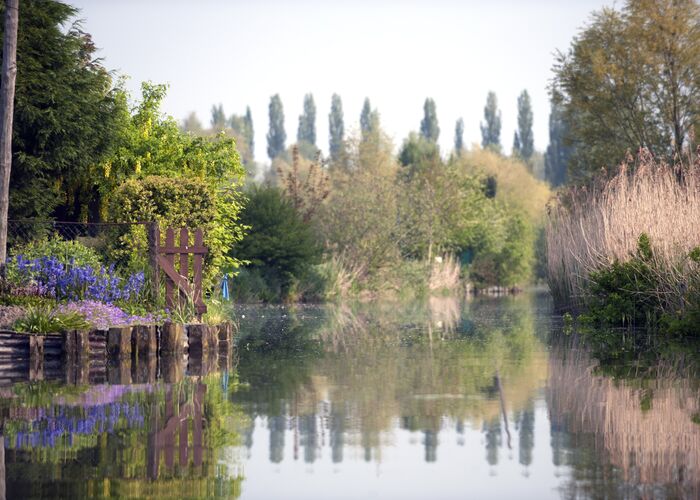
xmin=69 ymin=0 xmax=611 ymax=162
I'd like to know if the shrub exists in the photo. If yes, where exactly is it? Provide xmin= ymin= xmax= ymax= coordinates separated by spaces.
xmin=13 ymin=305 xmax=91 ymax=334
xmin=110 ymin=175 xmax=246 ymax=286
xmin=230 ymin=185 xmax=321 ymax=300
xmin=10 ymin=238 xmax=103 ymax=269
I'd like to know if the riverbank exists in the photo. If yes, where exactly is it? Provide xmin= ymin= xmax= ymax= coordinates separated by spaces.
xmin=546 ymin=149 xmax=700 ymax=334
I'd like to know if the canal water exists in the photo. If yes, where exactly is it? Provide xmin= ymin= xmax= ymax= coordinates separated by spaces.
xmin=1 ymin=292 xmax=698 ymax=499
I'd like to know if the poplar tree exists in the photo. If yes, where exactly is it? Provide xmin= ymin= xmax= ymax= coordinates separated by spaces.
xmin=512 ymin=131 xmax=521 ymax=157
xmin=297 ymin=93 xmax=316 ymax=145
xmin=210 ymin=103 xmax=226 ymax=130
xmin=267 ymin=94 xmax=286 ymax=160
xmin=328 ymin=93 xmax=344 ymax=163
xmin=454 ymin=118 xmax=464 ymax=155
xmin=480 ymin=91 xmax=501 ymax=152
xmin=360 ymin=97 xmax=379 ymax=142
xmin=516 ymin=90 xmax=534 ymax=160
xmin=544 ymin=100 xmax=571 ymax=187
xmin=419 ymin=98 xmax=439 ymax=143
xmin=244 ymin=106 xmax=254 ymax=154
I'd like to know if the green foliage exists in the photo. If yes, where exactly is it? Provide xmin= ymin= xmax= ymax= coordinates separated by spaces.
xmin=111 ymin=175 xmax=245 ymax=283
xmin=419 ymin=98 xmax=440 ymax=143
xmin=480 ymin=91 xmax=502 ymax=152
xmin=454 ymin=118 xmax=464 ymax=156
xmin=516 ymin=90 xmax=534 ymax=161
xmin=10 ymin=237 xmax=103 ymax=269
xmin=210 ymin=103 xmax=227 ymax=130
xmin=297 ymin=93 xmax=317 ymax=146
xmin=544 ymin=100 xmax=571 ymax=187
xmin=359 ymin=97 xmax=380 ymax=143
xmin=585 ymin=234 xmax=662 ymax=326
xmin=4 ymin=0 xmax=127 ymax=221
xmin=13 ymin=305 xmax=90 ymax=334
xmin=231 ymin=185 xmax=322 ymax=300
xmin=267 ymin=94 xmax=286 ymax=160
xmin=328 ymin=94 xmax=345 ymax=164
xmin=552 ymin=0 xmax=700 ymax=181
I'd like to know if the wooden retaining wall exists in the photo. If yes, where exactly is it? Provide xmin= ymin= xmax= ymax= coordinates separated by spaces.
xmin=0 ymin=322 xmax=235 ymax=386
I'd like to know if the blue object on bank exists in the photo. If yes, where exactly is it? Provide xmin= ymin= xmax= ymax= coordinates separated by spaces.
xmin=221 ymin=273 xmax=230 ymax=300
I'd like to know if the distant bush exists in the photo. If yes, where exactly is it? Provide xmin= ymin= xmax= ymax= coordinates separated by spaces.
xmin=230 ymin=185 xmax=322 ymax=301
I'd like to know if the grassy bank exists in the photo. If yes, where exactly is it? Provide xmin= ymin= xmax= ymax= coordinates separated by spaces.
xmin=546 ymin=149 xmax=700 ymax=333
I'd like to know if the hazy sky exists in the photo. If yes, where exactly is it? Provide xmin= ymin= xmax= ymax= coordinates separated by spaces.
xmin=69 ymin=0 xmax=610 ymax=162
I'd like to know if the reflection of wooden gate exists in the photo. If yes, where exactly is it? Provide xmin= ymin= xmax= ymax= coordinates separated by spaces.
xmin=147 ymin=384 xmax=206 ymax=478
xmin=149 ymin=225 xmax=208 ymax=316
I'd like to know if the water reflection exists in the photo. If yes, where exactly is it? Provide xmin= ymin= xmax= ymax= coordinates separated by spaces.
xmin=0 ymin=295 xmax=698 ymax=499
xmin=0 ymin=356 xmax=245 ymax=499
xmin=548 ymin=336 xmax=700 ymax=499
xmin=235 ymin=295 xmax=549 ymax=471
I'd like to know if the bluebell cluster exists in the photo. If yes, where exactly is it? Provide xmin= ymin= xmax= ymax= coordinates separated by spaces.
xmin=8 ymin=401 xmax=146 ymax=449
xmin=13 ymin=255 xmax=145 ymax=303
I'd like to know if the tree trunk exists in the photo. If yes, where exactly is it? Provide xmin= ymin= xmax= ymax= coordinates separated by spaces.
xmin=0 ymin=0 xmax=18 ymax=267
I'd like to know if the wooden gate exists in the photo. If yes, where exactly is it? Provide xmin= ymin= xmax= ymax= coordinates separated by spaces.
xmin=149 ymin=225 xmax=208 ymax=316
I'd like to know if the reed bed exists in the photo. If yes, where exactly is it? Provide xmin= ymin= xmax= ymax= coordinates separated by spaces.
xmin=546 ymin=148 xmax=700 ymax=312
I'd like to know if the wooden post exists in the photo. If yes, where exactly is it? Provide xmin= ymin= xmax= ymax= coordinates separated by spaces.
xmin=164 ymin=228 xmax=175 ymax=310
xmin=133 ymin=325 xmax=157 ymax=357
xmin=147 ymin=221 xmax=160 ymax=305
xmin=160 ymin=322 xmax=185 ymax=354
xmin=193 ymin=228 xmax=206 ymax=316
xmin=0 ymin=0 xmax=18 ymax=266
xmin=107 ymin=327 xmax=132 ymax=358
xmin=179 ymin=227 xmax=189 ymax=302
xmin=186 ymin=324 xmax=210 ymax=354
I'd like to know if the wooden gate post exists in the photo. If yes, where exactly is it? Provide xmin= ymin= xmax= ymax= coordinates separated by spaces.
xmin=147 ymin=221 xmax=160 ymax=305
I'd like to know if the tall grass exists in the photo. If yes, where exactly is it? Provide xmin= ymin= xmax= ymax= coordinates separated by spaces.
xmin=546 ymin=149 xmax=700 ymax=312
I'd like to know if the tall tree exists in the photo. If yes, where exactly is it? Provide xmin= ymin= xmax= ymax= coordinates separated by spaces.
xmin=297 ymin=93 xmax=316 ymax=146
xmin=512 ymin=131 xmax=521 ymax=157
xmin=181 ymin=112 xmax=203 ymax=134
xmin=552 ymin=0 xmax=700 ymax=180
xmin=420 ymin=98 xmax=439 ymax=143
xmin=360 ymin=97 xmax=379 ymax=142
xmin=210 ymin=103 xmax=226 ymax=130
xmin=3 ymin=0 xmax=127 ymax=222
xmin=244 ymin=105 xmax=254 ymax=154
xmin=454 ymin=118 xmax=464 ymax=155
xmin=544 ymin=100 xmax=571 ymax=187
xmin=516 ymin=90 xmax=534 ymax=160
xmin=0 ymin=0 xmax=18 ymax=264
xmin=328 ymin=93 xmax=344 ymax=163
xmin=267 ymin=94 xmax=286 ymax=160
xmin=480 ymin=91 xmax=502 ymax=152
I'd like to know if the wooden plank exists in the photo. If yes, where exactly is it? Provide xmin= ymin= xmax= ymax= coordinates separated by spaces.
xmin=193 ymin=229 xmax=206 ymax=315
xmin=165 ymin=228 xmax=175 ymax=310
xmin=179 ymin=227 xmax=189 ymax=302
xmin=148 ymin=222 xmax=161 ymax=304
xmin=158 ymin=246 xmax=207 ymax=255
xmin=157 ymin=255 xmax=192 ymax=296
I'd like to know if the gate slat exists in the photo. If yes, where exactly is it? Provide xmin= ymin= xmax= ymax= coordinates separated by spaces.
xmin=165 ymin=228 xmax=175 ymax=310
xmin=179 ymin=227 xmax=189 ymax=301
xmin=193 ymin=229 xmax=205 ymax=313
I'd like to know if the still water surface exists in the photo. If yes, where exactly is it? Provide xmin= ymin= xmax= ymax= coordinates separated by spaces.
xmin=1 ymin=293 xmax=699 ymax=499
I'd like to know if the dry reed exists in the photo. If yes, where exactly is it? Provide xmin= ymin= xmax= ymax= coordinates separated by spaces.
xmin=546 ymin=148 xmax=700 ymax=311
xmin=428 ymin=254 xmax=461 ymax=292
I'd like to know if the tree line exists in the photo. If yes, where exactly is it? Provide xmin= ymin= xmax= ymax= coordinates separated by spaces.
xmin=182 ymin=90 xmax=571 ymax=187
